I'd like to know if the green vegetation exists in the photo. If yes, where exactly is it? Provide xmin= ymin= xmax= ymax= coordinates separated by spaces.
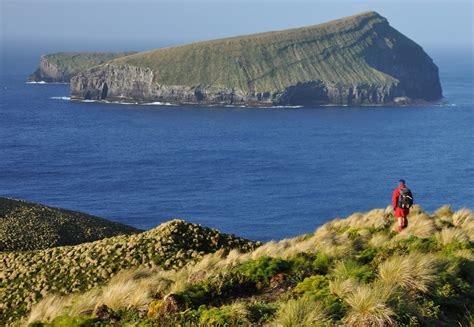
xmin=0 ymin=198 xmax=139 ymax=251
xmin=112 ymin=11 xmax=398 ymax=93
xmin=3 ymin=205 xmax=473 ymax=326
xmin=0 ymin=219 xmax=259 ymax=325
xmin=29 ymin=52 xmax=136 ymax=82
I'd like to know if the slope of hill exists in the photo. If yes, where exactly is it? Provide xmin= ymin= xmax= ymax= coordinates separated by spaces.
xmin=7 ymin=205 xmax=472 ymax=326
xmin=71 ymin=11 xmax=442 ymax=106
xmin=28 ymin=52 xmax=136 ymax=83
xmin=1 ymin=218 xmax=260 ymax=325
xmin=0 ymin=198 xmax=140 ymax=252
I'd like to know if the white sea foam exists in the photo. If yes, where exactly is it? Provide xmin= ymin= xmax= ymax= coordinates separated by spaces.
xmin=141 ymin=101 xmax=176 ymax=106
xmin=270 ymin=105 xmax=303 ymax=109
xmin=50 ymin=96 xmax=71 ymax=100
xmin=27 ymin=81 xmax=69 ymax=84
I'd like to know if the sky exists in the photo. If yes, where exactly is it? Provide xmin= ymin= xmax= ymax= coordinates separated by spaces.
xmin=0 ymin=0 xmax=472 ymax=74
xmin=1 ymin=0 xmax=472 ymax=48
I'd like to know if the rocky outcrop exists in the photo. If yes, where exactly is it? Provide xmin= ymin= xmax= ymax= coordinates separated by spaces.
xmin=28 ymin=52 xmax=136 ymax=83
xmin=70 ymin=12 xmax=442 ymax=106
xmin=29 ymin=56 xmax=69 ymax=83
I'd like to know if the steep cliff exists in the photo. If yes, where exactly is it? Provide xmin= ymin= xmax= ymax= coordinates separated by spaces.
xmin=28 ymin=52 xmax=136 ymax=83
xmin=71 ymin=11 xmax=442 ymax=106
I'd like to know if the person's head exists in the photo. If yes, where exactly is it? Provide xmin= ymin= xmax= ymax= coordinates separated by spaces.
xmin=399 ymin=179 xmax=406 ymax=185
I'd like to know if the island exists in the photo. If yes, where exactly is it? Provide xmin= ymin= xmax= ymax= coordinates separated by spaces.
xmin=28 ymin=52 xmax=136 ymax=83
xmin=70 ymin=11 xmax=442 ymax=106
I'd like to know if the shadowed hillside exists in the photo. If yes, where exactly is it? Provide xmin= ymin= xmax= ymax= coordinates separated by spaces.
xmin=0 ymin=198 xmax=140 ymax=251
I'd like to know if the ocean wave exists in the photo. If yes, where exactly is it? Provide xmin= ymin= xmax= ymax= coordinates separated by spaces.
xmin=27 ymin=81 xmax=69 ymax=84
xmin=50 ymin=96 xmax=71 ymax=100
xmin=270 ymin=105 xmax=304 ymax=108
xmin=141 ymin=101 xmax=176 ymax=106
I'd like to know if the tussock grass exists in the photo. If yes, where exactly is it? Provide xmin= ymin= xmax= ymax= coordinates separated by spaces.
xmin=378 ymin=253 xmax=440 ymax=293
xmin=435 ymin=227 xmax=468 ymax=246
xmin=452 ymin=208 xmax=473 ymax=226
xmin=369 ymin=232 xmax=391 ymax=248
xmin=434 ymin=205 xmax=454 ymax=219
xmin=18 ymin=205 xmax=474 ymax=326
xmin=344 ymin=283 xmax=396 ymax=327
xmin=4 ymin=220 xmax=258 ymax=325
xmin=27 ymin=295 xmax=72 ymax=325
xmin=272 ymin=296 xmax=327 ymax=327
xmin=393 ymin=213 xmax=436 ymax=239
xmin=329 ymin=278 xmax=358 ymax=298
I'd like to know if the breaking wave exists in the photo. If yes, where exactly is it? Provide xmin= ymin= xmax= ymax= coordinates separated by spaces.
xmin=50 ymin=96 xmax=71 ymax=100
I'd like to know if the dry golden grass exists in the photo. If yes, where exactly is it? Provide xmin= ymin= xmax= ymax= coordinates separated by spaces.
xmin=27 ymin=295 xmax=72 ymax=325
xmin=435 ymin=227 xmax=469 ymax=246
xmin=344 ymin=283 xmax=396 ymax=327
xmin=434 ymin=205 xmax=454 ymax=219
xmin=27 ymin=268 xmax=178 ymax=323
xmin=329 ymin=278 xmax=358 ymax=298
xmin=393 ymin=213 xmax=436 ymax=240
xmin=452 ymin=208 xmax=473 ymax=226
xmin=378 ymin=253 xmax=439 ymax=293
xmin=271 ymin=296 xmax=327 ymax=327
xmin=369 ymin=232 xmax=391 ymax=248
xmin=23 ymin=205 xmax=472 ymax=326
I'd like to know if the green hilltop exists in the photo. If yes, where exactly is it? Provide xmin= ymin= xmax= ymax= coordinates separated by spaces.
xmin=112 ymin=11 xmax=396 ymax=92
xmin=0 ymin=198 xmax=140 ymax=252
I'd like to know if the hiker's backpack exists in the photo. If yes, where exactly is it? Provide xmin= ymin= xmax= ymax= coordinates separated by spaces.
xmin=398 ymin=188 xmax=414 ymax=209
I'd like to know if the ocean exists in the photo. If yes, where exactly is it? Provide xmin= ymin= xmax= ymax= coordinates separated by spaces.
xmin=0 ymin=46 xmax=472 ymax=241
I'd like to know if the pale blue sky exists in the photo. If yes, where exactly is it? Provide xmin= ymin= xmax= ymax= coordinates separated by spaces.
xmin=1 ymin=0 xmax=472 ymax=49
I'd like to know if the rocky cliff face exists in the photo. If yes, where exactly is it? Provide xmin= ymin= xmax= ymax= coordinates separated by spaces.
xmin=71 ymin=65 xmax=404 ymax=106
xmin=70 ymin=12 xmax=442 ymax=106
xmin=29 ymin=56 xmax=69 ymax=83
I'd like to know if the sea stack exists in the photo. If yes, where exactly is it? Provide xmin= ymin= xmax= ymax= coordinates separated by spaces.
xmin=70 ymin=11 xmax=442 ymax=106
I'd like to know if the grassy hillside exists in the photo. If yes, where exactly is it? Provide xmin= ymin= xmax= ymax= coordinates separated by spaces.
xmin=29 ymin=52 xmax=136 ymax=82
xmin=20 ymin=205 xmax=474 ymax=326
xmin=41 ymin=52 xmax=136 ymax=74
xmin=111 ymin=11 xmax=415 ymax=93
xmin=0 ymin=198 xmax=139 ymax=251
xmin=1 ymin=219 xmax=259 ymax=325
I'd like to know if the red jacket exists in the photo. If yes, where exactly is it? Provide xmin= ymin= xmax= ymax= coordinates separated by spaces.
xmin=392 ymin=184 xmax=410 ymax=218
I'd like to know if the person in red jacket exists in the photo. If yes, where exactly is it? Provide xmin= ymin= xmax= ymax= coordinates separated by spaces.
xmin=392 ymin=179 xmax=411 ymax=233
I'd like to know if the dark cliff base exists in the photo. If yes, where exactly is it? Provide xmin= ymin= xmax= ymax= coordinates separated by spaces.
xmin=69 ymin=94 xmax=441 ymax=107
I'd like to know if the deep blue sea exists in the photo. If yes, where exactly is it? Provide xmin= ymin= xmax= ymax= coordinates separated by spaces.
xmin=0 ymin=45 xmax=473 ymax=241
